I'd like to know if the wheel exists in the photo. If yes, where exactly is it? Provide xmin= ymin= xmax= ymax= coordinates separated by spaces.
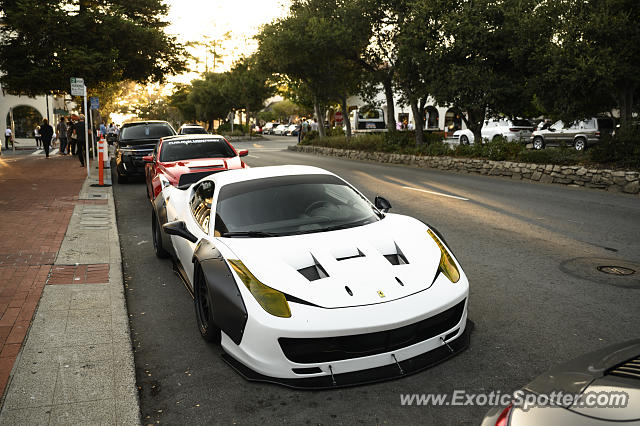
xmin=194 ymin=266 xmax=221 ymax=343
xmin=574 ymin=137 xmax=586 ymax=151
xmin=117 ymin=173 xmax=128 ymax=184
xmin=460 ymin=135 xmax=469 ymax=145
xmin=533 ymin=137 xmax=544 ymax=150
xmin=152 ymin=212 xmax=170 ymax=258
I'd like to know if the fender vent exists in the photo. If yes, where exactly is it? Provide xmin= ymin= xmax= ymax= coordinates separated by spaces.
xmin=384 ymin=243 xmax=409 ymax=265
xmin=336 ymin=249 xmax=365 ymax=261
xmin=608 ymin=356 xmax=640 ymax=380
xmin=298 ymin=255 xmax=329 ymax=281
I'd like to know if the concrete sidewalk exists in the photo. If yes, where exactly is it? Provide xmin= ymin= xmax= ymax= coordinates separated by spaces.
xmin=0 ymin=154 xmax=140 ymax=424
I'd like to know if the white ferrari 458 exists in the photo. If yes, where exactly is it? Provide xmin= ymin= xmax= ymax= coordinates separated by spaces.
xmin=151 ymin=165 xmax=471 ymax=388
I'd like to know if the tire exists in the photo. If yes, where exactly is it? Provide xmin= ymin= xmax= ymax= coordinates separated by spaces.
xmin=533 ymin=137 xmax=544 ymax=150
xmin=117 ymin=173 xmax=128 ymax=184
xmin=574 ymin=137 xmax=586 ymax=151
xmin=460 ymin=135 xmax=469 ymax=145
xmin=152 ymin=212 xmax=170 ymax=258
xmin=194 ymin=266 xmax=221 ymax=343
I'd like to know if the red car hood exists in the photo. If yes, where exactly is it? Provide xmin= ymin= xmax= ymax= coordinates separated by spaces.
xmin=160 ymin=156 xmax=244 ymax=182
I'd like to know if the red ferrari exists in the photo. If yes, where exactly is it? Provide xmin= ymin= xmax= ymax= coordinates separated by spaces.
xmin=143 ymin=134 xmax=248 ymax=201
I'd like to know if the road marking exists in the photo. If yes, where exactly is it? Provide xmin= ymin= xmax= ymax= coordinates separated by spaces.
xmin=401 ymin=186 xmax=469 ymax=201
xmin=32 ymin=149 xmax=43 ymax=155
xmin=248 ymin=155 xmax=260 ymax=158
xmin=51 ymin=148 xmax=59 ymax=155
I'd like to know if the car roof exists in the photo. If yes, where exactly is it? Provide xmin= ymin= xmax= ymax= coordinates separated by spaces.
xmin=162 ymin=134 xmax=225 ymax=142
xmin=179 ymin=124 xmax=205 ymax=128
xmin=209 ymin=165 xmax=333 ymax=187
xmin=122 ymin=120 xmax=171 ymax=127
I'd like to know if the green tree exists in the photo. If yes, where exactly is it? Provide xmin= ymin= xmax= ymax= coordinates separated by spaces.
xmin=0 ymin=0 xmax=186 ymax=96
xmin=224 ymin=55 xmax=275 ymax=127
xmin=188 ymin=73 xmax=233 ymax=131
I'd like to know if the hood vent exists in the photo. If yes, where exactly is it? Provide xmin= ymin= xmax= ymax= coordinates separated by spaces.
xmin=336 ymin=249 xmax=365 ymax=261
xmin=298 ymin=255 xmax=329 ymax=281
xmin=384 ymin=243 xmax=409 ymax=265
xmin=608 ymin=356 xmax=640 ymax=380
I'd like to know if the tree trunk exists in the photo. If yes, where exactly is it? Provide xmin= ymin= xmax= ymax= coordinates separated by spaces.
xmin=617 ymin=87 xmax=634 ymax=128
xmin=342 ymin=95 xmax=351 ymax=139
xmin=383 ymin=77 xmax=396 ymax=131
xmin=409 ymin=97 xmax=424 ymax=146
xmin=314 ymin=102 xmax=326 ymax=138
xmin=461 ymin=108 xmax=484 ymax=143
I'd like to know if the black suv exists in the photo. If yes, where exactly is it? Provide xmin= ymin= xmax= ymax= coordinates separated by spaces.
xmin=115 ymin=121 xmax=176 ymax=183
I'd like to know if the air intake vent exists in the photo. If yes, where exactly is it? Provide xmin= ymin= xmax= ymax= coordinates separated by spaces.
xmin=384 ymin=243 xmax=409 ymax=265
xmin=336 ymin=249 xmax=365 ymax=261
xmin=178 ymin=171 xmax=222 ymax=187
xmin=298 ymin=255 xmax=329 ymax=281
xmin=608 ymin=356 xmax=640 ymax=380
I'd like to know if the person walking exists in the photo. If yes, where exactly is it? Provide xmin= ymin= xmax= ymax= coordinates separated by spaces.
xmin=40 ymin=119 xmax=54 ymax=158
xmin=68 ymin=118 xmax=77 ymax=155
xmin=4 ymin=126 xmax=12 ymax=150
xmin=56 ymin=117 xmax=68 ymax=155
xmin=34 ymin=126 xmax=41 ymax=147
xmin=76 ymin=114 xmax=86 ymax=167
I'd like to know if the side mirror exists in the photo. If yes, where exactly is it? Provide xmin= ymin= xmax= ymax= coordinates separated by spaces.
xmin=142 ymin=155 xmax=153 ymax=163
xmin=374 ymin=196 xmax=392 ymax=213
xmin=237 ymin=149 xmax=248 ymax=157
xmin=163 ymin=221 xmax=198 ymax=243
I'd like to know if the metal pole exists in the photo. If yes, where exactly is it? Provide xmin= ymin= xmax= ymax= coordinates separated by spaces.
xmin=9 ymin=107 xmax=15 ymax=153
xmin=84 ymin=85 xmax=90 ymax=177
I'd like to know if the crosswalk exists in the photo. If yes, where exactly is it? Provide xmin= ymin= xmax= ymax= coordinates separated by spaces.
xmin=31 ymin=148 xmax=60 ymax=156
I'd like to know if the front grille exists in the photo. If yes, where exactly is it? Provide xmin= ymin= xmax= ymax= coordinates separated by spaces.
xmin=279 ymin=299 xmax=466 ymax=363
xmin=178 ymin=170 xmax=223 ymax=186
xmin=608 ymin=356 xmax=640 ymax=380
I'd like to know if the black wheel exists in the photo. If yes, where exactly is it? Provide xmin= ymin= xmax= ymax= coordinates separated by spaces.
xmin=574 ymin=137 xmax=586 ymax=151
xmin=194 ymin=266 xmax=221 ymax=343
xmin=533 ymin=137 xmax=544 ymax=150
xmin=152 ymin=212 xmax=170 ymax=258
xmin=117 ymin=173 xmax=128 ymax=184
xmin=460 ymin=135 xmax=469 ymax=145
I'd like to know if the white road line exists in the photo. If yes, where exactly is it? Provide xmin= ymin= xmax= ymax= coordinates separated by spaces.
xmin=248 ymin=155 xmax=260 ymax=158
xmin=50 ymin=148 xmax=59 ymax=155
xmin=32 ymin=149 xmax=43 ymax=155
xmin=402 ymin=186 xmax=469 ymax=201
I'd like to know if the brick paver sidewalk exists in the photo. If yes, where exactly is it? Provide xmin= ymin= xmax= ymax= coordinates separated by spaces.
xmin=0 ymin=154 xmax=86 ymax=397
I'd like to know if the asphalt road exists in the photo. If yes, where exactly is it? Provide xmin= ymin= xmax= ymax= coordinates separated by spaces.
xmin=113 ymin=135 xmax=640 ymax=425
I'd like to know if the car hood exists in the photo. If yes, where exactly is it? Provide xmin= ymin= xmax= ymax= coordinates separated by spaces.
xmin=524 ymin=339 xmax=640 ymax=420
xmin=217 ymin=214 xmax=453 ymax=309
xmin=161 ymin=157 xmax=243 ymax=179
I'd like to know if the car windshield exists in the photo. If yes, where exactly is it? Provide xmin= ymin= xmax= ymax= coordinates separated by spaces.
xmin=512 ymin=119 xmax=532 ymax=127
xmin=215 ymin=174 xmax=380 ymax=237
xmin=120 ymin=123 xmax=175 ymax=142
xmin=160 ymin=138 xmax=235 ymax=162
xmin=358 ymin=109 xmax=382 ymax=120
xmin=180 ymin=126 xmax=207 ymax=134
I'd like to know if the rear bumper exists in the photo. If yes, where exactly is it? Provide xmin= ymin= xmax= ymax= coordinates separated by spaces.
xmin=223 ymin=319 xmax=472 ymax=389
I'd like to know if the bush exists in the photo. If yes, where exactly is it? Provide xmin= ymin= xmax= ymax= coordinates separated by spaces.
xmin=589 ymin=129 xmax=640 ymax=169
xmin=517 ymin=147 xmax=585 ymax=165
xmin=216 ymin=122 xmax=249 ymax=133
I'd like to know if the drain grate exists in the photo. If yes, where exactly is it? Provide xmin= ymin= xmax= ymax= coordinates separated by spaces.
xmin=597 ymin=266 xmax=636 ymax=276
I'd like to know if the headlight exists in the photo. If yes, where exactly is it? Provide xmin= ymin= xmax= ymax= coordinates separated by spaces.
xmin=158 ymin=174 xmax=171 ymax=189
xmin=228 ymin=259 xmax=291 ymax=318
xmin=427 ymin=229 xmax=460 ymax=283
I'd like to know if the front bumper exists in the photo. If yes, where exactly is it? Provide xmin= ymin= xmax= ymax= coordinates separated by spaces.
xmin=116 ymin=151 xmax=150 ymax=177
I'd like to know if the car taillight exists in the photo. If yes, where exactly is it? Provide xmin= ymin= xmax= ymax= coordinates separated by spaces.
xmin=495 ymin=403 xmax=513 ymax=426
xmin=595 ymin=131 xmax=601 ymax=137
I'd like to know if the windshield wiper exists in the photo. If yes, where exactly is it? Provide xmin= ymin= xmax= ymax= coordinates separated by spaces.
xmin=220 ymin=231 xmax=278 ymax=238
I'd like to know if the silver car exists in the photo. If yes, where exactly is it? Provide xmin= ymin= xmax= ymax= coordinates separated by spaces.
xmin=530 ymin=117 xmax=614 ymax=151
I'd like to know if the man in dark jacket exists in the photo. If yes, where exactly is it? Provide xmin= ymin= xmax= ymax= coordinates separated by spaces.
xmin=76 ymin=114 xmax=86 ymax=167
xmin=40 ymin=119 xmax=54 ymax=158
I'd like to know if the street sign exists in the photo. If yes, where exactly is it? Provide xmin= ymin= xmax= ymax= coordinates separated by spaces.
xmin=335 ymin=111 xmax=343 ymax=122
xmin=70 ymin=77 xmax=84 ymax=96
xmin=90 ymin=97 xmax=99 ymax=110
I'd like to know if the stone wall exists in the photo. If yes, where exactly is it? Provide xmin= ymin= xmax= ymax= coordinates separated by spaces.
xmin=288 ymin=145 xmax=640 ymax=195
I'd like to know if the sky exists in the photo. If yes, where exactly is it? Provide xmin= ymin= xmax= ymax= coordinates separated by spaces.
xmin=164 ymin=0 xmax=291 ymax=81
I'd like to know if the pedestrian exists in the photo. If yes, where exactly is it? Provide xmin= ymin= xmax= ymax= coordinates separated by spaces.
xmin=4 ymin=126 xmax=12 ymax=150
xmin=99 ymin=121 xmax=107 ymax=138
xmin=40 ymin=118 xmax=54 ymax=158
xmin=311 ymin=118 xmax=319 ymax=132
xmin=34 ymin=126 xmax=41 ymax=147
xmin=76 ymin=114 xmax=86 ymax=167
xmin=68 ymin=117 xmax=77 ymax=155
xmin=57 ymin=117 xmax=68 ymax=155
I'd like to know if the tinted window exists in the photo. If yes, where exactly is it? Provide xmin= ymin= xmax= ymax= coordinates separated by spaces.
xmin=215 ymin=174 xmax=379 ymax=237
xmin=190 ymin=181 xmax=214 ymax=234
xmin=180 ymin=126 xmax=207 ymax=134
xmin=160 ymin=138 xmax=235 ymax=162
xmin=597 ymin=118 xmax=614 ymax=130
xmin=358 ymin=109 xmax=382 ymax=120
xmin=120 ymin=123 xmax=175 ymax=141
xmin=512 ymin=119 xmax=532 ymax=127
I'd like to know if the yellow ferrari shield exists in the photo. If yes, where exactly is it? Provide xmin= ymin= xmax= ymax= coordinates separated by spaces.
xmin=377 ymin=290 xmax=385 ymax=298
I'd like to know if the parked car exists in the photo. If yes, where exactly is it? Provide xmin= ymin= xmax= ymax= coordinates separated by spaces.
xmin=452 ymin=118 xmax=533 ymax=145
xmin=143 ymin=134 xmax=248 ymax=203
xmin=481 ymin=339 xmax=640 ymax=426
xmin=155 ymin=165 xmax=471 ymax=388
xmin=262 ymin=122 xmax=279 ymax=135
xmin=285 ymin=124 xmax=299 ymax=136
xmin=115 ymin=121 xmax=176 ymax=184
xmin=530 ymin=117 xmax=614 ymax=151
xmin=349 ymin=108 xmax=386 ymax=132
xmin=273 ymin=124 xmax=288 ymax=135
xmin=178 ymin=124 xmax=208 ymax=135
